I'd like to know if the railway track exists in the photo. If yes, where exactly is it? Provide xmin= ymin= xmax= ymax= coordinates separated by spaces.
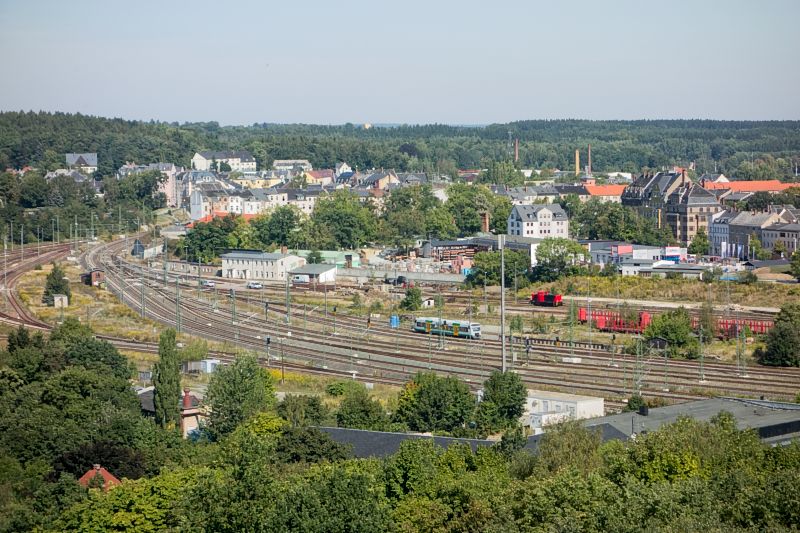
xmin=80 ymin=239 xmax=800 ymax=406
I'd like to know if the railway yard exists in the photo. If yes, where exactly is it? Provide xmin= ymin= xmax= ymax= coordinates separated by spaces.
xmin=1 ymin=236 xmax=798 ymax=413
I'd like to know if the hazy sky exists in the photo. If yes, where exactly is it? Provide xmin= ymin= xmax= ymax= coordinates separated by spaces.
xmin=1 ymin=0 xmax=798 ymax=125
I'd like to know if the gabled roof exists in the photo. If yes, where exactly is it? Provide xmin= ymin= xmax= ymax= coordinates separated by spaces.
xmin=553 ymin=184 xmax=589 ymax=196
xmin=585 ymin=184 xmax=626 ymax=197
xmin=78 ymin=465 xmax=121 ymax=491
xmin=66 ymin=152 xmax=98 ymax=167
xmin=510 ymin=204 xmax=568 ymax=220
xmin=729 ymin=211 xmax=782 ymax=228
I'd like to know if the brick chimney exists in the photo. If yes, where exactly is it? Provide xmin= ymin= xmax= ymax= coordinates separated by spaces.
xmin=182 ymin=388 xmax=192 ymax=409
xmin=480 ymin=212 xmax=490 ymax=233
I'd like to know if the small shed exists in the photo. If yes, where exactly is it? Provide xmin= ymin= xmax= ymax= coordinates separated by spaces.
xmin=421 ymin=297 xmax=437 ymax=308
xmin=289 ymin=263 xmax=337 ymax=284
xmin=53 ymin=294 xmax=69 ymax=308
xmin=81 ymin=268 xmax=105 ymax=286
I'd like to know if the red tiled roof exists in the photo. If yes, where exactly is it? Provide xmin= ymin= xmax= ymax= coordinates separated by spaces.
xmin=703 ymin=180 xmax=798 ymax=193
xmin=584 ymin=184 xmax=626 ymax=196
xmin=307 ymin=170 xmax=334 ymax=179
xmin=78 ymin=465 xmax=121 ymax=491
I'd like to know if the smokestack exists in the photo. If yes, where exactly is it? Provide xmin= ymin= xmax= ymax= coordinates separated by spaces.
xmin=480 ymin=212 xmax=490 ymax=233
xmin=514 ymin=139 xmax=519 ymax=163
xmin=575 ymin=149 xmax=580 ymax=176
xmin=588 ymin=144 xmax=592 ymax=176
xmin=182 ymin=388 xmax=192 ymax=409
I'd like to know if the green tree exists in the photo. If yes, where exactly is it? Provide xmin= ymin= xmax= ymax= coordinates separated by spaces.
xmin=749 ymin=233 xmax=771 ymax=260
xmin=274 ymin=427 xmax=352 ymax=463
xmin=481 ymin=370 xmax=527 ymax=428
xmin=42 ymin=262 xmax=70 ymax=305
xmin=311 ymin=190 xmax=377 ymax=249
xmin=258 ymin=205 xmax=303 ymax=246
xmin=531 ymin=238 xmax=589 ymax=281
xmin=277 ymin=394 xmax=330 ymax=427
xmin=643 ymin=307 xmax=699 ymax=359
xmin=688 ymin=227 xmax=710 ymax=255
xmin=466 ymin=249 xmax=529 ymax=286
xmin=393 ymin=372 xmax=476 ymax=433
xmin=153 ymin=328 xmax=181 ymax=429
xmin=306 ymin=249 xmax=323 ymax=264
xmin=399 ymin=287 xmax=423 ymax=311
xmin=336 ymin=387 xmax=388 ymax=430
xmin=758 ymin=304 xmax=800 ymax=367
xmin=205 ymin=355 xmax=275 ymax=440
xmin=791 ymin=250 xmax=800 ymax=281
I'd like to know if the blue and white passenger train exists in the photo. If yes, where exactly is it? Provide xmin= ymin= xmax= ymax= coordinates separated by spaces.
xmin=412 ymin=317 xmax=481 ymax=339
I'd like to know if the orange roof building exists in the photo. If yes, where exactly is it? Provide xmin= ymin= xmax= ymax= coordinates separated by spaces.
xmin=584 ymin=184 xmax=626 ymax=202
xmin=78 ymin=464 xmax=121 ymax=491
xmin=702 ymin=180 xmax=798 ymax=193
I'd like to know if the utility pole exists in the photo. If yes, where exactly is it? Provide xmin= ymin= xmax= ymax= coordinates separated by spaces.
xmin=175 ymin=277 xmax=181 ymax=333
xmin=140 ymin=265 xmax=145 ymax=317
xmin=20 ymin=225 xmax=23 ymax=262
xmin=499 ymin=234 xmax=506 ymax=373
xmin=231 ymin=288 xmax=238 ymax=342
xmin=284 ymin=274 xmax=290 ymax=325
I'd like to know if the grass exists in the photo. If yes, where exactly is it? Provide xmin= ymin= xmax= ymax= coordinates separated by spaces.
xmin=533 ymin=275 xmax=800 ymax=309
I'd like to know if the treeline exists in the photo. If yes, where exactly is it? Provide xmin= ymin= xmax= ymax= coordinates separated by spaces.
xmin=2 ymin=111 xmax=799 ymax=179
xmin=0 ymin=168 xmax=165 ymax=244
xmin=2 ymin=322 xmax=799 ymax=531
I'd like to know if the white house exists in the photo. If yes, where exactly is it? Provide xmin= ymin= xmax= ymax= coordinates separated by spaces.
xmin=289 ymin=263 xmax=337 ymax=284
xmin=335 ymin=161 xmax=352 ymax=177
xmin=66 ymin=153 xmax=98 ymax=174
xmin=272 ymin=159 xmax=313 ymax=172
xmin=192 ymin=150 xmax=257 ymax=172
xmin=221 ymin=250 xmax=306 ymax=281
xmin=507 ymin=204 xmax=569 ymax=238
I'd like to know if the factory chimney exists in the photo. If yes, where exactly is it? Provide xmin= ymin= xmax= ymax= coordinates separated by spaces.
xmin=575 ymin=149 xmax=580 ymax=176
xmin=514 ymin=138 xmax=519 ymax=163
xmin=588 ymin=144 xmax=592 ymax=176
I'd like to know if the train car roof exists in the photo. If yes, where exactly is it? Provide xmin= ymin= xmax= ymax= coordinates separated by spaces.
xmin=414 ymin=317 xmax=480 ymax=327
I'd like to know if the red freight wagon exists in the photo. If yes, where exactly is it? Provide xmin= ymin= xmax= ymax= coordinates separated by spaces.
xmin=579 ymin=308 xmax=651 ymax=334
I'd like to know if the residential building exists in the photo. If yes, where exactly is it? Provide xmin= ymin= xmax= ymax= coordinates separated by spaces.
xmin=192 ymin=150 xmax=257 ymax=172
xmin=359 ymin=170 xmax=400 ymax=190
xmin=229 ymin=170 xmax=288 ymax=189
xmin=304 ymin=169 xmax=335 ymax=186
xmin=702 ymin=179 xmax=797 ymax=195
xmin=728 ymin=210 xmax=792 ymax=259
xmin=45 ymin=168 xmax=92 ymax=186
xmin=117 ymin=162 xmax=182 ymax=207
xmin=220 ymin=250 xmax=305 ymax=280
xmin=621 ymin=170 xmax=687 ymax=223
xmin=584 ymin=184 xmax=626 ymax=203
xmin=762 ymin=222 xmax=800 ymax=256
xmin=492 ymin=184 xmax=559 ymax=205
xmin=709 ymin=210 xmax=735 ymax=256
xmin=272 ymin=159 xmax=313 ymax=172
xmin=78 ymin=464 xmax=121 ymax=491
xmin=335 ymin=161 xmax=352 ymax=177
xmin=66 ymin=152 xmax=98 ymax=174
xmin=663 ymin=182 xmax=721 ymax=245
xmin=507 ymin=204 xmax=569 ymax=238
xmin=553 ymin=184 xmax=590 ymax=202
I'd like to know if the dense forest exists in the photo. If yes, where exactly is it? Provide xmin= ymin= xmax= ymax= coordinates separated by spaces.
xmin=1 ymin=322 xmax=799 ymax=532
xmin=1 ymin=112 xmax=799 ymax=179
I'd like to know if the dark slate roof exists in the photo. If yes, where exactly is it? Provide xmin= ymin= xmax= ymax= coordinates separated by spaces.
xmin=289 ymin=264 xmax=337 ymax=275
xmin=511 ymin=204 xmax=568 ymax=220
xmin=66 ymin=152 xmax=98 ymax=166
xmin=221 ymin=250 xmax=294 ymax=261
xmin=553 ymin=184 xmax=589 ymax=196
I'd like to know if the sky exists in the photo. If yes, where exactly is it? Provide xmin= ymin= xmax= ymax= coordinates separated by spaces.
xmin=1 ymin=0 xmax=798 ymax=125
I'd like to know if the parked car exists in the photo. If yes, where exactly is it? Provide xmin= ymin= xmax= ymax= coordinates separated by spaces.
xmin=246 ymin=281 xmax=263 ymax=289
xmin=200 ymin=279 xmax=215 ymax=288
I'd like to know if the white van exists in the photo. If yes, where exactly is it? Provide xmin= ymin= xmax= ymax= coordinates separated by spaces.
xmin=292 ymin=274 xmax=310 ymax=284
